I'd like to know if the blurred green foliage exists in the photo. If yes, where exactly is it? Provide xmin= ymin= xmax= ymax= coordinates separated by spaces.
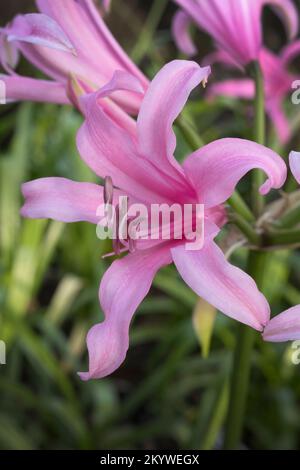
xmin=0 ymin=0 xmax=300 ymax=451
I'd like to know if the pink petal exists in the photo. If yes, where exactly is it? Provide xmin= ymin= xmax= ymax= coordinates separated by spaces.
xmin=7 ymin=14 xmax=75 ymax=53
xmin=78 ymin=245 xmax=172 ymax=380
xmin=207 ymin=79 xmax=255 ymax=100
xmin=183 ymin=138 xmax=287 ymax=208
xmin=77 ymin=92 xmax=191 ymax=204
xmin=172 ymin=10 xmax=197 ymax=56
xmin=281 ymin=40 xmax=300 ymax=66
xmin=264 ymin=0 xmax=299 ymax=40
xmin=96 ymin=70 xmax=145 ymax=98
xmin=0 ymin=75 xmax=68 ymax=104
xmin=34 ymin=0 xmax=148 ymax=113
xmin=21 ymin=177 xmax=106 ymax=224
xmin=289 ymin=151 xmax=300 ymax=185
xmin=173 ymin=0 xmax=262 ymax=66
xmin=137 ymin=60 xmax=210 ymax=186
xmin=172 ymin=241 xmax=270 ymax=331
xmin=263 ymin=306 xmax=300 ymax=342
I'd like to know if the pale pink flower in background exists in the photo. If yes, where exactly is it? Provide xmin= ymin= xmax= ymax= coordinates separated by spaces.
xmin=206 ymin=44 xmax=300 ymax=144
xmin=261 ymin=151 xmax=300 ymax=342
xmin=0 ymin=0 xmax=148 ymax=117
xmin=21 ymin=60 xmax=300 ymax=380
xmin=172 ymin=0 xmax=298 ymax=66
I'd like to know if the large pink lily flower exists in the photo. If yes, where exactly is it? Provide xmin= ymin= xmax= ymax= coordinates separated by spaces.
xmin=207 ymin=44 xmax=300 ymax=144
xmin=0 ymin=0 xmax=148 ymax=115
xmin=172 ymin=0 xmax=298 ymax=66
xmin=21 ymin=60 xmax=300 ymax=379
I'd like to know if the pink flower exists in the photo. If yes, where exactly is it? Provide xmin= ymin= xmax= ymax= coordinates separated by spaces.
xmin=0 ymin=0 xmax=148 ymax=115
xmin=21 ymin=60 xmax=296 ymax=380
xmin=172 ymin=0 xmax=298 ymax=66
xmin=262 ymin=151 xmax=300 ymax=342
xmin=207 ymin=44 xmax=300 ymax=144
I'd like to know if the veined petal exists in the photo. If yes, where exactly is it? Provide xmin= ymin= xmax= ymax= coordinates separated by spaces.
xmin=21 ymin=177 xmax=107 ymax=224
xmin=35 ymin=0 xmax=148 ymax=91
xmin=183 ymin=138 xmax=287 ymax=208
xmin=264 ymin=0 xmax=299 ymax=40
xmin=172 ymin=241 xmax=270 ymax=330
xmin=77 ymin=92 xmax=192 ymax=204
xmin=289 ymin=151 xmax=300 ymax=185
xmin=172 ymin=10 xmax=197 ymax=56
xmin=78 ymin=245 xmax=172 ymax=380
xmin=263 ymin=306 xmax=300 ymax=342
xmin=0 ymin=75 xmax=68 ymax=104
xmin=137 ymin=60 xmax=210 ymax=184
xmin=208 ymin=79 xmax=255 ymax=100
xmin=7 ymin=14 xmax=75 ymax=53
xmin=173 ymin=0 xmax=262 ymax=65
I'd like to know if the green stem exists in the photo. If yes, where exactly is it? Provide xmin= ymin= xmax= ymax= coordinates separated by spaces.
xmin=228 ymin=192 xmax=255 ymax=224
xmin=223 ymin=251 xmax=267 ymax=449
xmin=224 ymin=62 xmax=266 ymax=450
xmin=229 ymin=213 xmax=261 ymax=246
xmin=131 ymin=0 xmax=169 ymax=64
xmin=274 ymin=204 xmax=300 ymax=229
xmin=176 ymin=115 xmax=204 ymax=150
xmin=265 ymin=227 xmax=300 ymax=246
xmin=252 ymin=62 xmax=266 ymax=216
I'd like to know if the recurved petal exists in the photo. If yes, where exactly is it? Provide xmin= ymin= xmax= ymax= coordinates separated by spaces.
xmin=172 ymin=241 xmax=270 ymax=331
xmin=78 ymin=245 xmax=172 ymax=380
xmin=183 ymin=138 xmax=287 ymax=208
xmin=137 ymin=60 xmax=210 ymax=183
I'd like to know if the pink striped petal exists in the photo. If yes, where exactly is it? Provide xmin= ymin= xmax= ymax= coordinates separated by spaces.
xmin=183 ymin=138 xmax=287 ymax=208
xmin=289 ymin=151 xmax=300 ymax=185
xmin=35 ymin=0 xmax=148 ymax=93
xmin=7 ymin=14 xmax=75 ymax=53
xmin=78 ymin=245 xmax=172 ymax=380
xmin=263 ymin=306 xmax=300 ymax=342
xmin=172 ymin=241 xmax=270 ymax=331
xmin=172 ymin=10 xmax=197 ymax=56
xmin=137 ymin=60 xmax=210 ymax=187
xmin=21 ymin=178 xmax=105 ymax=224
xmin=77 ymin=91 xmax=191 ymax=204
xmin=0 ymin=75 xmax=68 ymax=104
